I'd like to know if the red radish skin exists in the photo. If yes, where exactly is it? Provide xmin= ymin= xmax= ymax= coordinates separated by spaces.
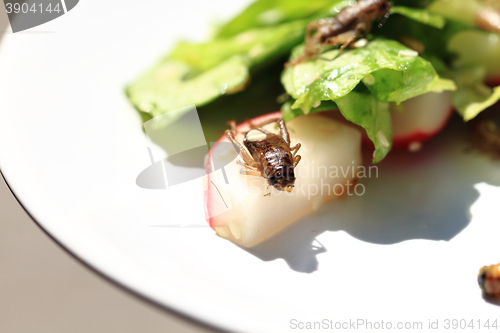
xmin=370 ymin=92 xmax=454 ymax=150
xmin=486 ymin=75 xmax=500 ymax=88
xmin=315 ymin=92 xmax=453 ymax=152
xmin=204 ymin=112 xmax=362 ymax=247
xmin=203 ymin=112 xmax=281 ymax=228
xmin=391 ymin=106 xmax=454 ymax=150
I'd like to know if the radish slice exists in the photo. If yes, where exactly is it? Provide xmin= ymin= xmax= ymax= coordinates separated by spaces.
xmin=204 ymin=112 xmax=362 ymax=247
xmin=390 ymin=92 xmax=453 ymax=150
xmin=486 ymin=74 xmax=500 ymax=87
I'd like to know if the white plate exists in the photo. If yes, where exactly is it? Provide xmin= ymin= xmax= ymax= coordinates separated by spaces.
xmin=1 ymin=1 xmax=500 ymax=332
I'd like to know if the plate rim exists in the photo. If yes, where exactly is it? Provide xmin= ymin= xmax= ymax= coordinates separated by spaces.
xmin=0 ymin=167 xmax=230 ymax=333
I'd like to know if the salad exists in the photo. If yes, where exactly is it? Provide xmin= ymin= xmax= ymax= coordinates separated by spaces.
xmin=126 ymin=0 xmax=500 ymax=247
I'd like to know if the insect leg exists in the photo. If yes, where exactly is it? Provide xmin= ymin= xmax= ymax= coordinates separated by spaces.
xmin=226 ymin=120 xmax=238 ymax=133
xmin=239 ymin=169 xmax=262 ymax=177
xmin=250 ymin=117 xmax=281 ymax=129
xmin=305 ymin=18 xmax=337 ymax=47
xmin=286 ymin=26 xmax=329 ymax=67
xmin=275 ymin=119 xmax=291 ymax=146
xmin=236 ymin=159 xmax=263 ymax=174
xmin=249 ymin=118 xmax=287 ymax=145
xmin=249 ymin=117 xmax=295 ymax=149
xmin=322 ymin=29 xmax=355 ymax=48
xmin=290 ymin=143 xmax=301 ymax=157
xmin=252 ymin=117 xmax=291 ymax=144
xmin=305 ymin=21 xmax=322 ymax=45
xmin=339 ymin=22 xmax=367 ymax=50
xmin=225 ymin=129 xmax=257 ymax=167
xmin=285 ymin=32 xmax=324 ymax=67
xmin=248 ymin=117 xmax=270 ymax=130
xmin=293 ymin=155 xmax=302 ymax=168
xmin=252 ymin=118 xmax=283 ymax=128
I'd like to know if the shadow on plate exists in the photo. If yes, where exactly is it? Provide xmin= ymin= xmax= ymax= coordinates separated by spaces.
xmin=242 ymin=117 xmax=500 ymax=273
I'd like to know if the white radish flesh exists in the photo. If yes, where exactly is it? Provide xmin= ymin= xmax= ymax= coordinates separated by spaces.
xmin=204 ymin=113 xmax=362 ymax=247
xmin=391 ymin=92 xmax=453 ymax=149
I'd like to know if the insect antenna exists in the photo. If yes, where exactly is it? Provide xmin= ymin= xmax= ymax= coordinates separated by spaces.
xmin=378 ymin=11 xmax=391 ymax=28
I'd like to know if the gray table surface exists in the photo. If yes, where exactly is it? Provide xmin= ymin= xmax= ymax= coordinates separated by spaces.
xmin=0 ymin=9 xmax=217 ymax=333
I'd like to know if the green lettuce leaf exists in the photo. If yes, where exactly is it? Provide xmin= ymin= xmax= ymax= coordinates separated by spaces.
xmin=392 ymin=0 xmax=437 ymax=7
xmin=336 ymin=91 xmax=392 ymax=163
xmin=367 ymin=67 xmax=455 ymax=102
xmin=378 ymin=9 xmax=469 ymax=66
xmin=428 ymin=0 xmax=483 ymax=26
xmin=451 ymin=66 xmax=500 ymax=121
xmin=216 ymin=0 xmax=339 ymax=38
xmin=170 ymin=20 xmax=307 ymax=72
xmin=282 ymin=91 xmax=392 ymax=163
xmin=282 ymin=39 xmax=455 ymax=113
xmin=391 ymin=6 xmax=446 ymax=29
xmin=126 ymin=21 xmax=307 ymax=123
xmin=126 ymin=56 xmax=250 ymax=121
xmin=281 ymin=99 xmax=337 ymax=122
xmin=447 ymin=29 xmax=500 ymax=78
xmin=217 ymin=0 xmax=443 ymax=38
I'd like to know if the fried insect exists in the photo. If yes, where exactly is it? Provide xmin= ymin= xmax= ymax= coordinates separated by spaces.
xmin=478 ymin=263 xmax=500 ymax=297
xmin=469 ymin=117 xmax=500 ymax=159
xmin=225 ymin=118 xmax=301 ymax=192
xmin=286 ymin=0 xmax=391 ymax=67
